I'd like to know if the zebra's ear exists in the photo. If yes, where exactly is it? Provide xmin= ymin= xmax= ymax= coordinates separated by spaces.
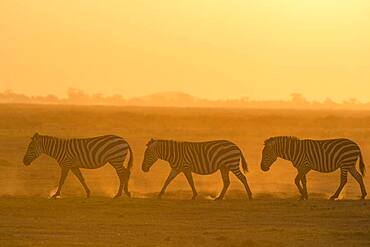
xmin=264 ymin=137 xmax=275 ymax=145
xmin=146 ymin=138 xmax=156 ymax=147
xmin=32 ymin=133 xmax=40 ymax=140
xmin=264 ymin=138 xmax=273 ymax=146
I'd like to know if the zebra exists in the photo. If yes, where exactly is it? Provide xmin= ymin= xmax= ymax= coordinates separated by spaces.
xmin=260 ymin=136 xmax=367 ymax=200
xmin=23 ymin=133 xmax=133 ymax=199
xmin=141 ymin=138 xmax=252 ymax=200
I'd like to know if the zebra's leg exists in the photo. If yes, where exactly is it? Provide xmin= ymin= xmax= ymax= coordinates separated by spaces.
xmin=123 ymin=168 xmax=131 ymax=198
xmin=158 ymin=168 xmax=180 ymax=199
xmin=71 ymin=168 xmax=91 ymax=198
xmin=300 ymin=175 xmax=308 ymax=200
xmin=112 ymin=165 xmax=128 ymax=198
xmin=230 ymin=168 xmax=252 ymax=200
xmin=51 ymin=167 xmax=69 ymax=199
xmin=349 ymin=166 xmax=367 ymax=199
xmin=183 ymin=169 xmax=198 ymax=200
xmin=215 ymin=166 xmax=230 ymax=200
xmin=330 ymin=168 xmax=348 ymax=200
xmin=294 ymin=173 xmax=305 ymax=199
xmin=298 ymin=167 xmax=310 ymax=200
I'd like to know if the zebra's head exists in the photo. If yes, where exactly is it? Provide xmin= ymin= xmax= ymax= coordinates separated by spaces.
xmin=142 ymin=138 xmax=160 ymax=172
xmin=261 ymin=138 xmax=278 ymax=171
xmin=23 ymin=133 xmax=43 ymax=166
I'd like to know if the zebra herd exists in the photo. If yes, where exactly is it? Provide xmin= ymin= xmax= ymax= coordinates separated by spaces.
xmin=23 ymin=133 xmax=367 ymax=200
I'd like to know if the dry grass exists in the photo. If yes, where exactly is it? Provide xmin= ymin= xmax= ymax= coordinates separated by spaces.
xmin=0 ymin=197 xmax=369 ymax=246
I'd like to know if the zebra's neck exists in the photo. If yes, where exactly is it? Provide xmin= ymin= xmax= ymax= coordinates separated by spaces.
xmin=156 ymin=140 xmax=180 ymax=165
xmin=156 ymin=140 xmax=170 ymax=161
xmin=39 ymin=136 xmax=65 ymax=162
xmin=275 ymin=136 xmax=300 ymax=163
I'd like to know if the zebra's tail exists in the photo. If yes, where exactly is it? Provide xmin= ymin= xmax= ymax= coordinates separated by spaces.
xmin=126 ymin=143 xmax=134 ymax=171
xmin=239 ymin=149 xmax=249 ymax=173
xmin=359 ymin=152 xmax=366 ymax=176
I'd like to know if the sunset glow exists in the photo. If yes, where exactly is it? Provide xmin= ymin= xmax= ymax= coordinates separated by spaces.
xmin=1 ymin=0 xmax=369 ymax=101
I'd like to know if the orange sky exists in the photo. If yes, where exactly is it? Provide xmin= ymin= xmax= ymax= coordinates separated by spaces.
xmin=0 ymin=1 xmax=369 ymax=101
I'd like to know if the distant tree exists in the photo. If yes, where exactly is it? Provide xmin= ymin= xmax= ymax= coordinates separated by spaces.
xmin=67 ymin=88 xmax=91 ymax=104
xmin=323 ymin=98 xmax=337 ymax=108
xmin=290 ymin=93 xmax=309 ymax=107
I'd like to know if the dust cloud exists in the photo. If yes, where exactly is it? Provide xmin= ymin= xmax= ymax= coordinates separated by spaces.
xmin=0 ymin=104 xmax=368 ymax=200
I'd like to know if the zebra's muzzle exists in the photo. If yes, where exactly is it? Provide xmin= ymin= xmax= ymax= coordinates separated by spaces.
xmin=261 ymin=166 xmax=270 ymax=172
xmin=142 ymin=167 xmax=150 ymax=172
xmin=23 ymin=157 xmax=31 ymax=166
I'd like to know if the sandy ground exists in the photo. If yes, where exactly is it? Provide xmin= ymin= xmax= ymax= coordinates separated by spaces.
xmin=0 ymin=104 xmax=370 ymax=246
xmin=0 ymin=197 xmax=369 ymax=247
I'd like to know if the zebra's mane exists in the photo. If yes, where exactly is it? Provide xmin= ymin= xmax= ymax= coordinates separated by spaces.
xmin=147 ymin=138 xmax=178 ymax=143
xmin=33 ymin=134 xmax=71 ymax=143
xmin=36 ymin=134 xmax=58 ymax=140
xmin=264 ymin=136 xmax=299 ymax=145
xmin=146 ymin=138 xmax=158 ymax=147
xmin=146 ymin=139 xmax=180 ymax=147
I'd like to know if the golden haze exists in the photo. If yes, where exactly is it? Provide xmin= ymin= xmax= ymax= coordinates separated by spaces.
xmin=0 ymin=0 xmax=369 ymax=101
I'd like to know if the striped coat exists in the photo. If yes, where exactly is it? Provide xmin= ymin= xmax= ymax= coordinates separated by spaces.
xmin=23 ymin=133 xmax=133 ymax=198
xmin=142 ymin=139 xmax=252 ymax=200
xmin=261 ymin=136 xmax=367 ymax=200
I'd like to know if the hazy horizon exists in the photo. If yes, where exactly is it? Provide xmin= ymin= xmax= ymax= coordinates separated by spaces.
xmin=0 ymin=87 xmax=367 ymax=102
xmin=1 ymin=88 xmax=370 ymax=110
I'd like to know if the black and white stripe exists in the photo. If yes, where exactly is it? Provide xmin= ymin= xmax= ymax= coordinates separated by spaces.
xmin=141 ymin=139 xmax=252 ymax=200
xmin=23 ymin=133 xmax=133 ymax=198
xmin=260 ymin=136 xmax=367 ymax=200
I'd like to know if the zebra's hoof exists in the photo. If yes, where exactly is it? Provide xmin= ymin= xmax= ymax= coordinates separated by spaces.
xmin=329 ymin=196 xmax=337 ymax=201
xmin=214 ymin=197 xmax=223 ymax=201
xmin=50 ymin=194 xmax=60 ymax=199
xmin=125 ymin=192 xmax=131 ymax=198
xmin=113 ymin=194 xmax=122 ymax=199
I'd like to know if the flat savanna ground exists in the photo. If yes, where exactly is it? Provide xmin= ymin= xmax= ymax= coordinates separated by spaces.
xmin=0 ymin=104 xmax=370 ymax=246
xmin=1 ymin=197 xmax=369 ymax=247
